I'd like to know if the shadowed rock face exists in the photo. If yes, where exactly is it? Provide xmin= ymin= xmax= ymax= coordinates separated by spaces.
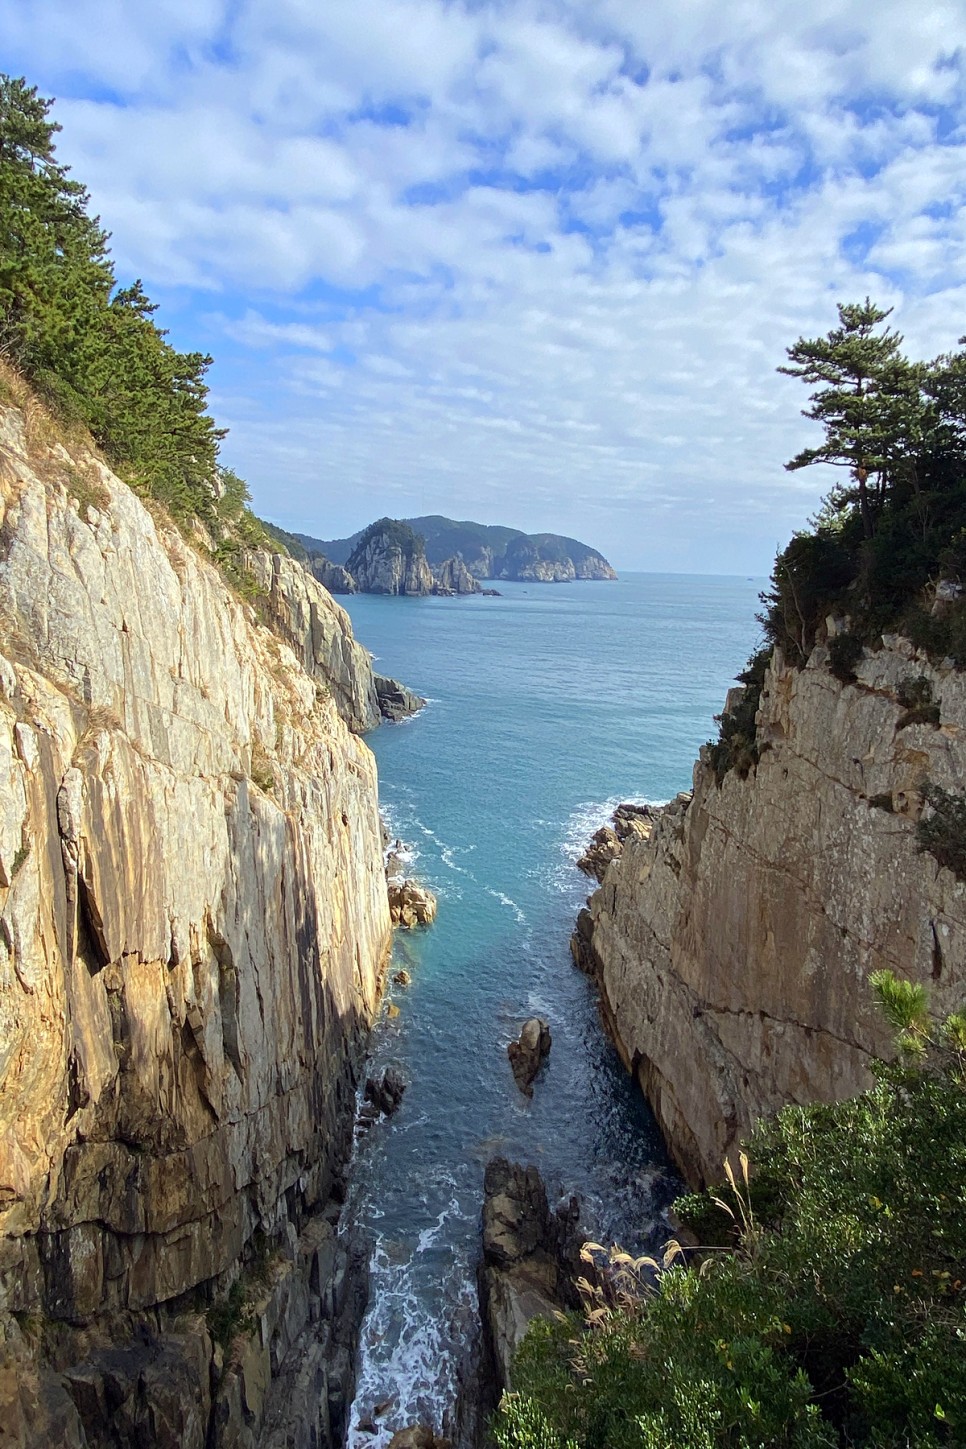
xmin=0 ymin=403 xmax=393 ymax=1444
xmin=478 ymin=1159 xmax=582 ymax=1394
xmin=575 ymin=641 xmax=966 ymax=1188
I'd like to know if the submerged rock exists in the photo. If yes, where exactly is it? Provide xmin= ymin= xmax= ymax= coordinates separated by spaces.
xmin=507 ymin=1018 xmax=551 ymax=1096
xmin=388 ymin=879 xmax=438 ymax=928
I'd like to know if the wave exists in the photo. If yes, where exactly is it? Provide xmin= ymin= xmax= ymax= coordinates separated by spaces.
xmin=485 ymin=887 xmax=526 ymax=924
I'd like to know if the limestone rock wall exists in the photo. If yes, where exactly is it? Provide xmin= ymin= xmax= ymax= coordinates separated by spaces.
xmin=579 ymin=641 xmax=966 ymax=1188
xmin=0 ymin=403 xmax=392 ymax=1438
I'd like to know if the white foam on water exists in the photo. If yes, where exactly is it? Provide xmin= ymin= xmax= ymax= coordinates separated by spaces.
xmin=348 ymin=1190 xmax=479 ymax=1448
xmin=485 ymin=888 xmax=526 ymax=924
xmin=544 ymin=794 xmax=669 ymax=895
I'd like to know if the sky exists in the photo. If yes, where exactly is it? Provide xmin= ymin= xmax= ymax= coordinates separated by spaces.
xmin=4 ymin=1 xmax=966 ymax=574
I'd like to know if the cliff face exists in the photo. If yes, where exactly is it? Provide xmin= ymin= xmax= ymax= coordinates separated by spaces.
xmin=0 ymin=404 xmax=392 ymax=1443
xmin=577 ymin=640 xmax=966 ymax=1188
xmin=433 ymin=556 xmax=481 ymax=595
xmin=345 ymin=521 xmax=433 ymax=596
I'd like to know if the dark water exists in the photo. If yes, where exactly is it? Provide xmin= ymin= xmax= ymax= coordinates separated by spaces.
xmin=339 ymin=573 xmax=762 ymax=1443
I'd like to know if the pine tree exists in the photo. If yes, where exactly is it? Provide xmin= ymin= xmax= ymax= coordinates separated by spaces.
xmin=779 ymin=300 xmax=927 ymax=539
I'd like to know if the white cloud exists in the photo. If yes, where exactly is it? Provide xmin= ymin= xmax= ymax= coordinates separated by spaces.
xmin=3 ymin=0 xmax=966 ymax=570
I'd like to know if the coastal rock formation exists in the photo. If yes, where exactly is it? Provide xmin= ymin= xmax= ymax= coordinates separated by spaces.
xmin=432 ymin=555 xmax=481 ymax=595
xmin=387 ymin=879 xmax=438 ymax=928
xmin=574 ymin=641 xmax=966 ymax=1187
xmin=346 ymin=519 xmax=433 ymax=596
xmin=507 ymin=1018 xmax=552 ymax=1096
xmin=296 ymin=516 xmax=617 ymax=586
xmin=310 ymin=556 xmax=357 ymax=595
xmin=375 ymin=674 xmax=427 ymax=722
xmin=478 ymin=1160 xmax=582 ymax=1392
xmin=246 ymin=547 xmax=380 ymax=731
xmin=577 ymin=803 xmax=656 ymax=882
xmin=0 ymin=401 xmax=392 ymax=1443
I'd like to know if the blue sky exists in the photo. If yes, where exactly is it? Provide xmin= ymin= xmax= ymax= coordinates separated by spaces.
xmin=4 ymin=0 xmax=966 ymax=572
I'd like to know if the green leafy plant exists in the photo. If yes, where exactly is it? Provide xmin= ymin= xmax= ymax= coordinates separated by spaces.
xmin=495 ymin=976 xmax=966 ymax=1449
xmin=916 ymin=783 xmax=966 ymax=880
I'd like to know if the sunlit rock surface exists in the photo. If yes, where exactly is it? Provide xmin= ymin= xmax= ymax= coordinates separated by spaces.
xmin=577 ymin=642 xmax=966 ymax=1187
xmin=0 ymin=403 xmax=392 ymax=1444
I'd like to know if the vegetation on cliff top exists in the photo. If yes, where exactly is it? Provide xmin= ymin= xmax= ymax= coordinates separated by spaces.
xmin=764 ymin=300 xmax=966 ymax=668
xmin=0 ymin=74 xmax=273 ymax=576
xmin=494 ymin=975 xmax=966 ymax=1449
xmin=711 ymin=301 xmax=966 ymax=781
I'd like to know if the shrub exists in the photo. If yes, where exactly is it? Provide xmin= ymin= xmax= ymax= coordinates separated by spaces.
xmin=916 ymin=783 xmax=966 ymax=880
xmin=495 ymin=978 xmax=966 ymax=1449
xmin=827 ymin=631 xmax=864 ymax=683
xmin=707 ymin=647 xmax=770 ymax=784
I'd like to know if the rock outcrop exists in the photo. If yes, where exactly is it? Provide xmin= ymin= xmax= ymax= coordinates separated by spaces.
xmin=246 ymin=548 xmax=380 ymax=732
xmin=345 ymin=519 xmax=433 ymax=596
xmin=375 ymin=674 xmax=427 ymax=722
xmin=576 ymin=803 xmax=656 ymax=882
xmin=478 ymin=1160 xmax=582 ymax=1393
xmin=507 ymin=1018 xmax=551 ymax=1096
xmin=574 ymin=640 xmax=966 ymax=1188
xmin=387 ymin=879 xmax=438 ymax=928
xmin=309 ymin=556 xmax=357 ymax=595
xmin=432 ymin=556 xmax=481 ymax=595
xmin=0 ymin=401 xmax=393 ymax=1443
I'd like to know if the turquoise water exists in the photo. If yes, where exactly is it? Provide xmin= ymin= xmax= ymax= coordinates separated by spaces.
xmin=340 ymin=573 xmax=763 ymax=1443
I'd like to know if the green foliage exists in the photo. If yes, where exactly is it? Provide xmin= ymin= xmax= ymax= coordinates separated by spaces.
xmin=0 ymin=73 xmax=286 ymax=576
xmin=707 ymin=647 xmax=769 ymax=784
xmin=827 ymin=632 xmax=864 ymax=683
xmin=916 ymin=783 xmax=966 ymax=881
xmin=346 ymin=517 xmax=426 ymax=573
xmin=496 ymin=979 xmax=966 ymax=1449
xmin=895 ymin=675 xmax=940 ymax=729
xmin=762 ymin=303 xmax=966 ymax=670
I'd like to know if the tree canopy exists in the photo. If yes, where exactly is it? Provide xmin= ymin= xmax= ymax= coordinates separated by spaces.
xmin=762 ymin=302 xmax=966 ymax=667
xmin=0 ymin=73 xmax=247 ymax=535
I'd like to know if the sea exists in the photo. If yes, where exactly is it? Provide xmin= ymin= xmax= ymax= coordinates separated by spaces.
xmin=338 ymin=571 xmax=763 ymax=1444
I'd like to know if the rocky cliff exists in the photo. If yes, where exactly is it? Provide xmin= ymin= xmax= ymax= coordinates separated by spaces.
xmin=574 ymin=638 xmax=966 ymax=1188
xmin=0 ymin=401 xmax=394 ymax=1445
xmin=432 ymin=555 xmax=481 ymax=595
xmin=298 ymin=516 xmax=617 ymax=585
xmin=345 ymin=519 xmax=433 ymax=596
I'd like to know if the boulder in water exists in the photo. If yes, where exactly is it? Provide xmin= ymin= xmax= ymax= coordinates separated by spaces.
xmin=364 ymin=1066 xmax=407 ymax=1116
xmin=507 ymin=1018 xmax=551 ymax=1096
xmin=387 ymin=1428 xmax=451 ymax=1449
xmin=388 ymin=879 xmax=438 ymax=928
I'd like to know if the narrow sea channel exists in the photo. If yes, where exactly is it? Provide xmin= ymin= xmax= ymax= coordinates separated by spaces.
xmin=340 ymin=572 xmax=762 ymax=1444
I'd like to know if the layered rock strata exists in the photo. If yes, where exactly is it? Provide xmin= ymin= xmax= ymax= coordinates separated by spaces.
xmin=574 ymin=640 xmax=966 ymax=1188
xmin=0 ymin=403 xmax=393 ymax=1444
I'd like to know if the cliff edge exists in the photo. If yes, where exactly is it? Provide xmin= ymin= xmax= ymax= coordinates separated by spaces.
xmin=575 ymin=638 xmax=966 ymax=1187
xmin=0 ymin=401 xmax=393 ymax=1445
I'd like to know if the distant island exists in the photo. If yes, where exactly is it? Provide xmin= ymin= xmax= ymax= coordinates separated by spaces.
xmin=270 ymin=515 xmax=617 ymax=595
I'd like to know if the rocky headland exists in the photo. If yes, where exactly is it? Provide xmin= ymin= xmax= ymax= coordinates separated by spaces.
xmin=0 ymin=395 xmax=416 ymax=1446
xmin=572 ymin=637 xmax=966 ymax=1187
xmin=296 ymin=514 xmax=616 ymax=591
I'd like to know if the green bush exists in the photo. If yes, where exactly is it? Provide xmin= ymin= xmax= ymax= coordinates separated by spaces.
xmin=916 ymin=784 xmax=966 ymax=880
xmin=495 ymin=978 xmax=966 ymax=1449
xmin=707 ymin=648 xmax=770 ymax=784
